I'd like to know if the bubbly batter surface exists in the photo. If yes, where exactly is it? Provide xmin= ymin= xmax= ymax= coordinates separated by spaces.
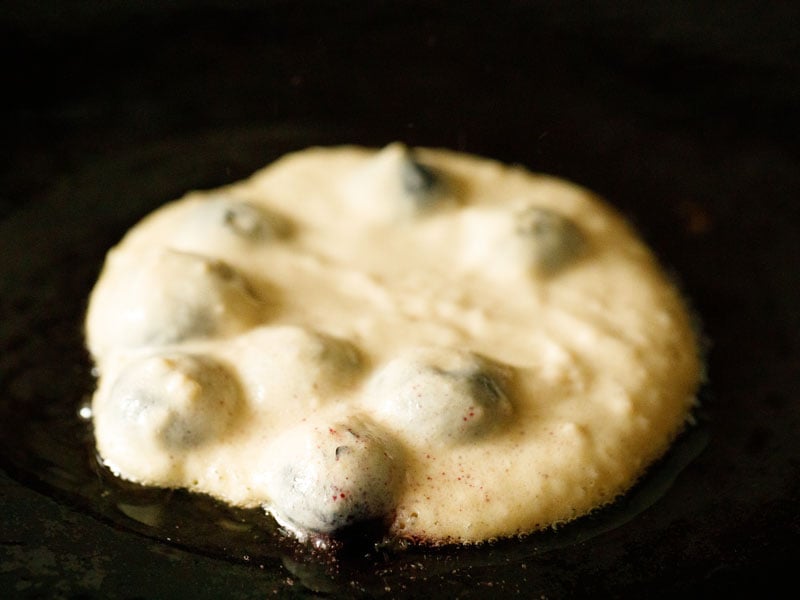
xmin=86 ymin=143 xmax=701 ymax=544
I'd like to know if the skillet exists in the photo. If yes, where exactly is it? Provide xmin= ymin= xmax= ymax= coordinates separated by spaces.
xmin=2 ymin=2 xmax=799 ymax=597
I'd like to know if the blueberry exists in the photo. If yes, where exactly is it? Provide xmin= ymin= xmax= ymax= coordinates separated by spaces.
xmin=367 ymin=347 xmax=513 ymax=446
xmin=515 ymin=206 xmax=585 ymax=274
xmin=265 ymin=418 xmax=402 ymax=535
xmin=345 ymin=143 xmax=451 ymax=222
xmin=180 ymin=197 xmax=291 ymax=243
xmin=93 ymin=249 xmax=265 ymax=351
xmin=400 ymin=154 xmax=440 ymax=207
xmin=104 ymin=352 xmax=240 ymax=450
xmin=235 ymin=326 xmax=362 ymax=407
xmin=220 ymin=200 xmax=287 ymax=240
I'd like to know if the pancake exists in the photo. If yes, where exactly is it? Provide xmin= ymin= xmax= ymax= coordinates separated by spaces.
xmin=85 ymin=143 xmax=701 ymax=544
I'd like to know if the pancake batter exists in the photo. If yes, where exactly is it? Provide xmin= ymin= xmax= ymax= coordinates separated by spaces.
xmin=85 ymin=143 xmax=701 ymax=544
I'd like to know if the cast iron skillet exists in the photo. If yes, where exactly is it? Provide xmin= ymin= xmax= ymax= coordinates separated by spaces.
xmin=2 ymin=2 xmax=799 ymax=598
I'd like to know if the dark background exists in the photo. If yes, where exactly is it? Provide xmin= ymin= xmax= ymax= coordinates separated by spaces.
xmin=2 ymin=1 xmax=799 ymax=598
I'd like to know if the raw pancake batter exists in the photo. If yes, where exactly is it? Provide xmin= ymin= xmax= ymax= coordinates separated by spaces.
xmin=85 ymin=143 xmax=701 ymax=544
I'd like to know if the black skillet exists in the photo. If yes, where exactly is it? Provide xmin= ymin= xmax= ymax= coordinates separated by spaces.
xmin=2 ymin=2 xmax=799 ymax=597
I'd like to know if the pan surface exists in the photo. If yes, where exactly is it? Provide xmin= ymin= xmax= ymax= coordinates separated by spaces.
xmin=2 ymin=2 xmax=799 ymax=597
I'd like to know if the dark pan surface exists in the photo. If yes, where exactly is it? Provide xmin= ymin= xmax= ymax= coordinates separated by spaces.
xmin=2 ymin=2 xmax=799 ymax=597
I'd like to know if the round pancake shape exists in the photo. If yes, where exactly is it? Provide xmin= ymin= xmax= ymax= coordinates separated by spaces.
xmin=86 ymin=143 xmax=701 ymax=544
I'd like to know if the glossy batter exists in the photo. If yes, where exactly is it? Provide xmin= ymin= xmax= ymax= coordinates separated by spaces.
xmin=85 ymin=143 xmax=701 ymax=544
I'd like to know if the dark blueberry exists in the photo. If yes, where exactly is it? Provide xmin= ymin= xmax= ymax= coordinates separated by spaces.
xmin=368 ymin=348 xmax=513 ymax=446
xmin=116 ymin=250 xmax=264 ymax=348
xmin=106 ymin=353 xmax=240 ymax=450
xmin=235 ymin=325 xmax=362 ymax=406
xmin=347 ymin=144 xmax=453 ymax=221
xmin=266 ymin=418 xmax=401 ymax=534
xmin=178 ymin=197 xmax=291 ymax=245
xmin=401 ymin=156 xmax=440 ymax=204
xmin=218 ymin=200 xmax=290 ymax=240
xmin=515 ymin=206 xmax=585 ymax=274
